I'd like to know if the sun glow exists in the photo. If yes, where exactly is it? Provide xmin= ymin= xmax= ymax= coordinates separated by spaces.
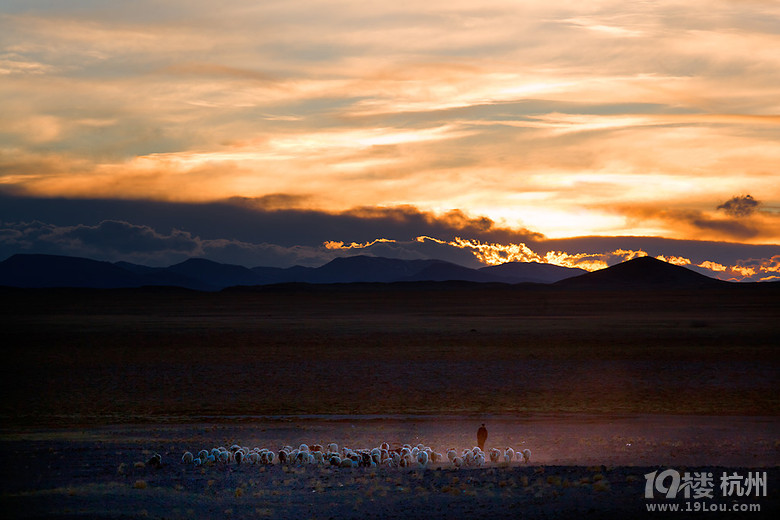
xmin=0 ymin=0 xmax=779 ymax=245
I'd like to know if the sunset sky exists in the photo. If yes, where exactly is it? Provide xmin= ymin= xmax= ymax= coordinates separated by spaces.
xmin=1 ymin=0 xmax=778 ymax=280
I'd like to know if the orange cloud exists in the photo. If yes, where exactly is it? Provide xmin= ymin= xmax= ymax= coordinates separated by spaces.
xmin=325 ymin=235 xmax=780 ymax=282
xmin=415 ymin=237 xmax=650 ymax=272
xmin=698 ymin=261 xmax=727 ymax=272
xmin=324 ymin=238 xmax=396 ymax=250
xmin=655 ymin=255 xmax=691 ymax=266
xmin=726 ymin=255 xmax=780 ymax=282
xmin=2 ymin=1 xmax=780 ymax=244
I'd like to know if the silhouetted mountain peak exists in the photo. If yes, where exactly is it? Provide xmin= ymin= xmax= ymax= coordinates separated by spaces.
xmin=555 ymin=255 xmax=725 ymax=289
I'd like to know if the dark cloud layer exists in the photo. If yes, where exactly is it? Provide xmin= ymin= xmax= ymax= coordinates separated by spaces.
xmin=0 ymin=192 xmax=541 ymax=267
xmin=0 ymin=219 xmax=507 ymax=269
xmin=0 ymin=220 xmax=201 ymax=266
xmin=0 ymin=193 xmax=542 ymax=248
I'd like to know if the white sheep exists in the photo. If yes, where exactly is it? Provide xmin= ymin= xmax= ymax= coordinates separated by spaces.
xmin=489 ymin=448 xmax=501 ymax=463
xmin=390 ymin=451 xmax=401 ymax=466
xmin=504 ymin=447 xmax=515 ymax=463
xmin=417 ymin=450 xmax=429 ymax=468
xmin=464 ymin=450 xmax=475 ymax=466
xmin=295 ymin=451 xmax=310 ymax=465
xmin=278 ymin=449 xmax=289 ymax=464
xmin=447 ymin=448 xmax=457 ymax=462
xmin=180 ymin=438 xmax=519 ymax=473
xmin=474 ymin=453 xmax=485 ymax=467
xmin=521 ymin=448 xmax=531 ymax=463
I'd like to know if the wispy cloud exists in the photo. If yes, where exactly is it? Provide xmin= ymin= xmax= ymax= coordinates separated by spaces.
xmin=0 ymin=1 xmax=779 ymax=242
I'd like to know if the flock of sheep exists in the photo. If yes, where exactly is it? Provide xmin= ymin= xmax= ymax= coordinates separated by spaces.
xmin=178 ymin=442 xmax=531 ymax=469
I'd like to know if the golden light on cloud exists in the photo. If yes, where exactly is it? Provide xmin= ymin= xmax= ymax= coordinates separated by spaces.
xmin=654 ymin=255 xmax=691 ymax=267
xmin=699 ymin=261 xmax=727 ymax=273
xmin=324 ymin=239 xmax=396 ymax=250
xmin=0 ymin=0 xmax=779 ymax=245
xmin=320 ymin=235 xmax=779 ymax=281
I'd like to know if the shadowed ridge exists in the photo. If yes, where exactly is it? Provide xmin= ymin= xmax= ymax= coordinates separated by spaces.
xmin=554 ymin=256 xmax=727 ymax=290
xmin=114 ymin=261 xmax=216 ymax=290
xmin=0 ymin=253 xmax=143 ymax=288
xmin=303 ymin=255 xmax=442 ymax=283
xmin=399 ymin=260 xmax=508 ymax=283
xmin=166 ymin=258 xmax=261 ymax=287
xmin=479 ymin=261 xmax=586 ymax=283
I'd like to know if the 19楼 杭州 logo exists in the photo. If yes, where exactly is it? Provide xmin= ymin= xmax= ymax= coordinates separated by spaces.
xmin=644 ymin=469 xmax=767 ymax=499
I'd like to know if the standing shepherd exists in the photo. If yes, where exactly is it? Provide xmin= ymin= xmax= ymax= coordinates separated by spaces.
xmin=477 ymin=423 xmax=488 ymax=451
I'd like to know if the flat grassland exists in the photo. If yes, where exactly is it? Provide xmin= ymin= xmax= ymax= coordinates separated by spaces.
xmin=1 ymin=283 xmax=778 ymax=518
xmin=1 ymin=283 xmax=778 ymax=422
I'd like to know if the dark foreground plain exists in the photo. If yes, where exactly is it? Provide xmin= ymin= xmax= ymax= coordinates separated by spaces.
xmin=2 ymin=282 xmax=778 ymax=421
xmin=1 ymin=419 xmax=778 ymax=519
xmin=1 ymin=282 xmax=778 ymax=518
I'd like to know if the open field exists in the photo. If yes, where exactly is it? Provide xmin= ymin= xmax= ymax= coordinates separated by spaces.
xmin=1 ymin=283 xmax=778 ymax=423
xmin=1 ymin=417 xmax=778 ymax=519
xmin=1 ymin=283 xmax=778 ymax=518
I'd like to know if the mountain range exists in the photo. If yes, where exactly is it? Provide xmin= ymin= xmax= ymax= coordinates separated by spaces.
xmin=0 ymin=253 xmax=588 ymax=290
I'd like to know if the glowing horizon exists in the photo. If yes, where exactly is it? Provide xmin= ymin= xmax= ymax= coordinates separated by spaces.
xmin=321 ymin=235 xmax=780 ymax=282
